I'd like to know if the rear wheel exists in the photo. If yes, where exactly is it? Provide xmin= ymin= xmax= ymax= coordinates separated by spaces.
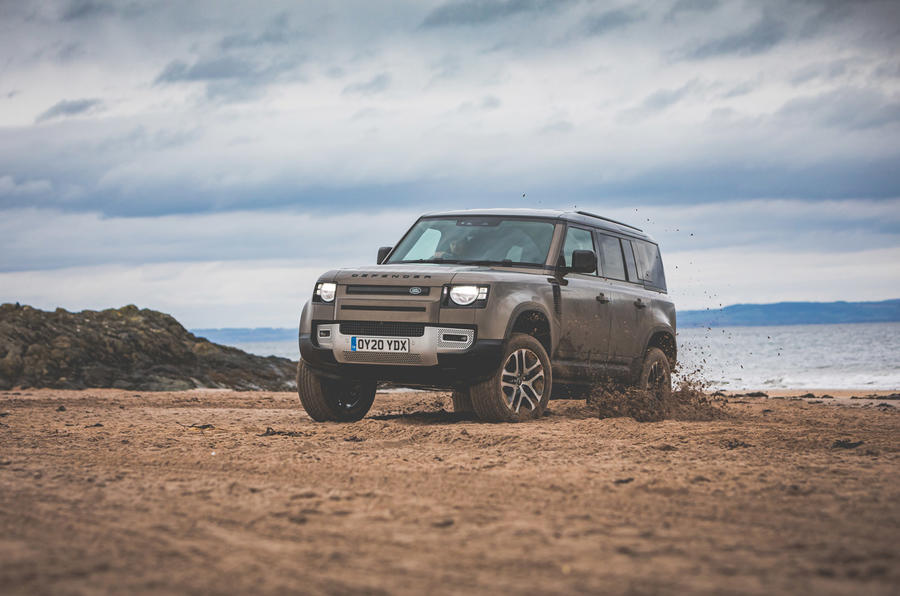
xmin=297 ymin=361 xmax=376 ymax=422
xmin=638 ymin=347 xmax=671 ymax=402
xmin=469 ymin=334 xmax=552 ymax=422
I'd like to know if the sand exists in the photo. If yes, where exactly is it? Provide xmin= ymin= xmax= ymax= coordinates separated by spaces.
xmin=1 ymin=388 xmax=898 ymax=595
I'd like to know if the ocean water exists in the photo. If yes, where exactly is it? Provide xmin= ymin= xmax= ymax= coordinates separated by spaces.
xmin=228 ymin=322 xmax=900 ymax=391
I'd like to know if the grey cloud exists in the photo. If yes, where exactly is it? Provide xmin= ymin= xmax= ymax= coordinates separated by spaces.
xmin=153 ymin=54 xmax=304 ymax=101
xmin=421 ymin=0 xmax=573 ymax=28
xmin=790 ymin=58 xmax=854 ymax=86
xmin=219 ymin=13 xmax=297 ymax=49
xmin=481 ymin=95 xmax=501 ymax=109
xmin=665 ymin=0 xmax=720 ymax=21
xmin=583 ymin=8 xmax=644 ymax=36
xmin=777 ymin=88 xmax=900 ymax=131
xmin=56 ymin=41 xmax=85 ymax=62
xmin=683 ymin=15 xmax=787 ymax=59
xmin=720 ymin=81 xmax=756 ymax=98
xmin=455 ymin=95 xmax=502 ymax=113
xmin=620 ymin=80 xmax=698 ymax=121
xmin=35 ymin=98 xmax=103 ymax=123
xmin=342 ymin=73 xmax=391 ymax=96
xmin=874 ymin=60 xmax=900 ymax=79
xmin=538 ymin=120 xmax=574 ymax=135
xmin=60 ymin=0 xmax=115 ymax=21
xmin=155 ymin=57 xmax=259 ymax=83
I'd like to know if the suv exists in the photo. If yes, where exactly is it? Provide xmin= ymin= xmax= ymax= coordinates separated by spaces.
xmin=298 ymin=209 xmax=676 ymax=422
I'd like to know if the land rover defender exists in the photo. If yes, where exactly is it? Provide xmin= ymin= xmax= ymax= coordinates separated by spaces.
xmin=298 ymin=209 xmax=676 ymax=422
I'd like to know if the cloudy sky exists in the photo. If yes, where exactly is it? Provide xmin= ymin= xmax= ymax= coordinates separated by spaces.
xmin=1 ymin=0 xmax=898 ymax=327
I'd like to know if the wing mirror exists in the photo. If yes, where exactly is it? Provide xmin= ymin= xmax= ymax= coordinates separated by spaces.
xmin=570 ymin=250 xmax=597 ymax=274
xmin=377 ymin=246 xmax=392 ymax=264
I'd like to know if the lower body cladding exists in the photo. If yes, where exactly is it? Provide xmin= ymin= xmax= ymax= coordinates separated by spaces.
xmin=299 ymin=322 xmax=504 ymax=387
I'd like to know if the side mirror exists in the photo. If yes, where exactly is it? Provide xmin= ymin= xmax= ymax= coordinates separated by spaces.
xmin=571 ymin=250 xmax=597 ymax=274
xmin=377 ymin=246 xmax=393 ymax=264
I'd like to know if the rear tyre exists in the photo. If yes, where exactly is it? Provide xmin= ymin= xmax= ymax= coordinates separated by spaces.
xmin=297 ymin=361 xmax=376 ymax=422
xmin=451 ymin=388 xmax=474 ymax=414
xmin=469 ymin=334 xmax=552 ymax=422
xmin=638 ymin=347 xmax=671 ymax=402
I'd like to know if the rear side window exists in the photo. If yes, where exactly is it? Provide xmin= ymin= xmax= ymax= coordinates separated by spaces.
xmin=596 ymin=233 xmax=626 ymax=281
xmin=561 ymin=226 xmax=595 ymax=270
xmin=632 ymin=240 xmax=667 ymax=291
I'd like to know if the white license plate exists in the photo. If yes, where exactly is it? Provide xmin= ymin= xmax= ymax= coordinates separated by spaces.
xmin=350 ymin=336 xmax=410 ymax=353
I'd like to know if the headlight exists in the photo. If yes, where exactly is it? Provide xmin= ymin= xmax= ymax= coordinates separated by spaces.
xmin=448 ymin=285 xmax=489 ymax=306
xmin=314 ymin=282 xmax=337 ymax=303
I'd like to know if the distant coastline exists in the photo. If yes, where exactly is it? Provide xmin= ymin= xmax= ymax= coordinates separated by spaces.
xmin=677 ymin=299 xmax=900 ymax=328
xmin=191 ymin=299 xmax=900 ymax=341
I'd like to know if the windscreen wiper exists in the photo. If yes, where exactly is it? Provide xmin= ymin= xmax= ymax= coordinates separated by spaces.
xmin=459 ymin=259 xmax=516 ymax=267
xmin=397 ymin=258 xmax=464 ymax=264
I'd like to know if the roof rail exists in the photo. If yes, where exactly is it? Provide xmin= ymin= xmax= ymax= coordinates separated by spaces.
xmin=575 ymin=210 xmax=643 ymax=232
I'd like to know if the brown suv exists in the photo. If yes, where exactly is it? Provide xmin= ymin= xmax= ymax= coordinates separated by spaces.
xmin=298 ymin=209 xmax=676 ymax=422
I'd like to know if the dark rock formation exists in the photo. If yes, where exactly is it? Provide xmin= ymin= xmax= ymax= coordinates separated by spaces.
xmin=0 ymin=304 xmax=297 ymax=391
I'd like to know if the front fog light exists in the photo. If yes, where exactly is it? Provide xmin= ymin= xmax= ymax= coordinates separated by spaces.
xmin=315 ymin=282 xmax=337 ymax=302
xmin=449 ymin=285 xmax=488 ymax=306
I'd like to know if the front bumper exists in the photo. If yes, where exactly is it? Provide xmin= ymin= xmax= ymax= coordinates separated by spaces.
xmin=299 ymin=324 xmax=503 ymax=387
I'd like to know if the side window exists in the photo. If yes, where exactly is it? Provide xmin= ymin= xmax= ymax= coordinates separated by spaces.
xmin=561 ymin=226 xmax=595 ymax=270
xmin=632 ymin=240 xmax=667 ymax=291
xmin=622 ymin=239 xmax=639 ymax=283
xmin=596 ymin=233 xmax=626 ymax=281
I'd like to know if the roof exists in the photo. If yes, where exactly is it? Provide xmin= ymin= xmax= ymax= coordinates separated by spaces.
xmin=420 ymin=208 xmax=655 ymax=242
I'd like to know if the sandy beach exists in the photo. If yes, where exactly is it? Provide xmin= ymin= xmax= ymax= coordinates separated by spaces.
xmin=1 ymin=388 xmax=898 ymax=595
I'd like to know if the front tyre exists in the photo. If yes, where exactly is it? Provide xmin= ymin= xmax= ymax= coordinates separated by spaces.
xmin=469 ymin=334 xmax=552 ymax=422
xmin=451 ymin=388 xmax=475 ymax=414
xmin=296 ymin=361 xmax=376 ymax=422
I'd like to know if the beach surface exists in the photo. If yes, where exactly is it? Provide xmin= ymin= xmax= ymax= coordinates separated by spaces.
xmin=1 ymin=388 xmax=898 ymax=595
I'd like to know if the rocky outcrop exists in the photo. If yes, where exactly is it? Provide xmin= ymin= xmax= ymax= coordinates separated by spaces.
xmin=0 ymin=304 xmax=297 ymax=391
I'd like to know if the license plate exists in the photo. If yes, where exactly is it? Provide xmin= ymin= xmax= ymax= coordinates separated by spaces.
xmin=350 ymin=337 xmax=410 ymax=353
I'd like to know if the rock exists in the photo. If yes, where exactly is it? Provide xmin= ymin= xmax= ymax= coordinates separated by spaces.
xmin=613 ymin=477 xmax=634 ymax=485
xmin=723 ymin=439 xmax=751 ymax=449
xmin=56 ymin=405 xmax=66 ymax=412
xmin=0 ymin=303 xmax=296 ymax=391
xmin=832 ymin=439 xmax=863 ymax=449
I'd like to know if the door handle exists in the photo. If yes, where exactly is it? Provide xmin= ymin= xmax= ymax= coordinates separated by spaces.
xmin=634 ymin=299 xmax=646 ymax=309
xmin=596 ymin=293 xmax=610 ymax=304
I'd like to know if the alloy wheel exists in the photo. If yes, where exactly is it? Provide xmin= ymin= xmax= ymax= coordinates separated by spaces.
xmin=500 ymin=348 xmax=545 ymax=413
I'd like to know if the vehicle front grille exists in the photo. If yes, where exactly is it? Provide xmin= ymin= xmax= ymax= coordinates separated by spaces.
xmin=346 ymin=285 xmax=431 ymax=296
xmin=338 ymin=321 xmax=426 ymax=337
xmin=342 ymin=352 xmax=424 ymax=365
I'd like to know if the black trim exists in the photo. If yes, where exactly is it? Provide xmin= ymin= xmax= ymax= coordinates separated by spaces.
xmin=346 ymin=285 xmax=431 ymax=296
xmin=299 ymin=338 xmax=504 ymax=387
xmin=341 ymin=305 xmax=427 ymax=312
xmin=575 ymin=210 xmax=643 ymax=232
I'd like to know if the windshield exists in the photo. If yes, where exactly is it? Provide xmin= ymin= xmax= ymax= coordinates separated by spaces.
xmin=387 ymin=216 xmax=556 ymax=266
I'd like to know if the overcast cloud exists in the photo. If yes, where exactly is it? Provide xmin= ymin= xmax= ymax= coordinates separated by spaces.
xmin=0 ymin=0 xmax=898 ymax=326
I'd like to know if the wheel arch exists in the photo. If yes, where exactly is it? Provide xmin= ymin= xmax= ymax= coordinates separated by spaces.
xmin=643 ymin=326 xmax=677 ymax=367
xmin=503 ymin=303 xmax=554 ymax=356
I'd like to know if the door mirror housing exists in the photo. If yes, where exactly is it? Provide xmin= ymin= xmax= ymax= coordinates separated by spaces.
xmin=571 ymin=250 xmax=597 ymax=274
xmin=377 ymin=246 xmax=393 ymax=264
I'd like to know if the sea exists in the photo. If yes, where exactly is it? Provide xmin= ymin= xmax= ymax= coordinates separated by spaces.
xmin=227 ymin=322 xmax=900 ymax=391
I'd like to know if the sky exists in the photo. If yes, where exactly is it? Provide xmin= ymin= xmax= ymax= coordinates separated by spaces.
xmin=0 ymin=0 xmax=898 ymax=328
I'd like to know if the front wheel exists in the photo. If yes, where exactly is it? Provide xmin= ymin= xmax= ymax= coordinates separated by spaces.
xmin=296 ymin=361 xmax=376 ymax=422
xmin=469 ymin=334 xmax=552 ymax=422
